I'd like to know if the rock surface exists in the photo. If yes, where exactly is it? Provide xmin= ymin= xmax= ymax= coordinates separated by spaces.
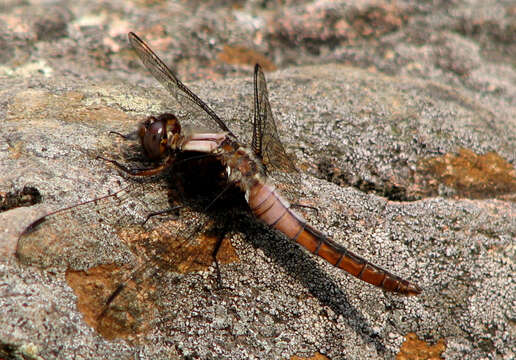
xmin=1 ymin=1 xmax=514 ymax=359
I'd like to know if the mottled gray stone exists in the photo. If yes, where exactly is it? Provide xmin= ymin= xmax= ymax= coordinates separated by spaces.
xmin=1 ymin=1 xmax=514 ymax=359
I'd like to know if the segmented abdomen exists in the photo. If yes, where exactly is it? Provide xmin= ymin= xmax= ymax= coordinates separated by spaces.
xmin=247 ymin=181 xmax=421 ymax=296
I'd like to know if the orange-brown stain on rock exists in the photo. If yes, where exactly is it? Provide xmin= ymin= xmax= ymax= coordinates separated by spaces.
xmin=419 ymin=148 xmax=516 ymax=199
xmin=396 ymin=333 xmax=446 ymax=360
xmin=218 ymin=45 xmax=276 ymax=71
xmin=291 ymin=352 xmax=330 ymax=360
xmin=66 ymin=225 xmax=238 ymax=340
xmin=66 ymin=264 xmax=156 ymax=340
xmin=6 ymin=141 xmax=23 ymax=160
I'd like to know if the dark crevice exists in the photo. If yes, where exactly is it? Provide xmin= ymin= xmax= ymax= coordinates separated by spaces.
xmin=0 ymin=186 xmax=42 ymax=212
xmin=317 ymin=148 xmax=516 ymax=202
xmin=317 ymin=158 xmax=414 ymax=201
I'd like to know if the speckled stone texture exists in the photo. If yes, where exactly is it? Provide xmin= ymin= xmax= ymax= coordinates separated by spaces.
xmin=1 ymin=1 xmax=514 ymax=359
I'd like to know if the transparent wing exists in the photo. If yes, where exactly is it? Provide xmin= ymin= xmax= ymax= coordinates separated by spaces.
xmin=17 ymin=179 xmax=230 ymax=272
xmin=250 ymin=64 xmax=306 ymax=207
xmin=252 ymin=64 xmax=297 ymax=174
xmin=128 ymin=32 xmax=236 ymax=138
xmin=17 ymin=175 xmax=237 ymax=339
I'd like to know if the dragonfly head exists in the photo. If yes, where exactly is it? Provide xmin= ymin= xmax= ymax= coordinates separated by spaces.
xmin=138 ymin=113 xmax=181 ymax=159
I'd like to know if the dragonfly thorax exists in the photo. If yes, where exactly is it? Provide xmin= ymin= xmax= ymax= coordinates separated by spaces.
xmin=217 ymin=141 xmax=266 ymax=193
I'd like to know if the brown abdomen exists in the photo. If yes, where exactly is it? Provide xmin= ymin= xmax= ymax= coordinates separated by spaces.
xmin=247 ymin=181 xmax=421 ymax=296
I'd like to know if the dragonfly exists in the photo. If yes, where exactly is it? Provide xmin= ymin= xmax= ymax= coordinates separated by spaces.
xmin=17 ymin=32 xmax=421 ymax=304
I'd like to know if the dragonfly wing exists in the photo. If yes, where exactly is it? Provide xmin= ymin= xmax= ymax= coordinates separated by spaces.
xmin=252 ymin=64 xmax=297 ymax=174
xmin=16 ymin=177 xmax=235 ymax=337
xmin=17 ymin=181 xmax=167 ymax=269
xmin=128 ymin=32 xmax=236 ymax=138
xmin=17 ymin=178 xmax=228 ymax=273
xmin=251 ymin=64 xmax=306 ymax=208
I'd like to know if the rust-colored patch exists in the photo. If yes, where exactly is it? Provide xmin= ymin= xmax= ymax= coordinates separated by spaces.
xmin=291 ymin=353 xmax=330 ymax=360
xmin=63 ymin=218 xmax=239 ymax=341
xmin=65 ymin=264 xmax=156 ymax=340
xmin=215 ymin=234 xmax=240 ymax=265
xmin=419 ymin=148 xmax=516 ymax=199
xmin=218 ymin=45 xmax=276 ymax=71
xmin=396 ymin=333 xmax=446 ymax=360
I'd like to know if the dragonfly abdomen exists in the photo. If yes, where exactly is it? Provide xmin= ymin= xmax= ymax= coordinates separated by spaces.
xmin=247 ymin=181 xmax=421 ymax=296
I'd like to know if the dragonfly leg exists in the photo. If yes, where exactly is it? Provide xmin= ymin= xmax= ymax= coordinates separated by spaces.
xmin=109 ymin=130 xmax=139 ymax=141
xmin=202 ymin=181 xmax=235 ymax=212
xmin=97 ymin=283 xmax=125 ymax=321
xmin=97 ymin=155 xmax=174 ymax=176
xmin=97 ymin=265 xmax=159 ymax=321
xmin=200 ymin=182 xmax=236 ymax=289
xmin=212 ymin=235 xmax=225 ymax=289
xmin=143 ymin=205 xmax=183 ymax=225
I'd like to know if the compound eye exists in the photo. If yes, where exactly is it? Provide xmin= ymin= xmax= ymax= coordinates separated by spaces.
xmin=139 ymin=117 xmax=167 ymax=159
